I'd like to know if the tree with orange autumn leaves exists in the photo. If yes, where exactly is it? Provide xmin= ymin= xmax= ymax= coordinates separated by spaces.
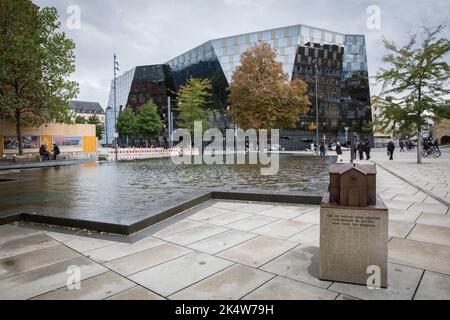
xmin=228 ymin=42 xmax=310 ymax=130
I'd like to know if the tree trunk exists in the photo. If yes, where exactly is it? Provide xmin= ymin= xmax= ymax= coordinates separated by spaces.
xmin=16 ymin=111 xmax=23 ymax=156
xmin=417 ymin=129 xmax=422 ymax=164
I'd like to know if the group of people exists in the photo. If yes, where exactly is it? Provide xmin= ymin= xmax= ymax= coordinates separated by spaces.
xmin=39 ymin=144 xmax=60 ymax=161
xmin=423 ymin=137 xmax=440 ymax=151
xmin=355 ymin=138 xmax=371 ymax=161
xmin=399 ymin=139 xmax=415 ymax=152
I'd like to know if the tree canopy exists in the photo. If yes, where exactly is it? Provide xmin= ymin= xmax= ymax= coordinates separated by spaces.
xmin=0 ymin=0 xmax=78 ymax=154
xmin=228 ymin=42 xmax=310 ymax=130
xmin=136 ymin=101 xmax=163 ymax=137
xmin=375 ymin=24 xmax=450 ymax=163
xmin=176 ymin=78 xmax=213 ymax=135
xmin=117 ymin=107 xmax=137 ymax=136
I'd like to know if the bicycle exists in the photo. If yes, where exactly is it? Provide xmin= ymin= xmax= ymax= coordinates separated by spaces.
xmin=421 ymin=146 xmax=441 ymax=158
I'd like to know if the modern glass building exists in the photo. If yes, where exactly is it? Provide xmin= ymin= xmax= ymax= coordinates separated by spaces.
xmin=103 ymin=65 xmax=174 ymax=145
xmin=105 ymin=23 xmax=372 ymax=149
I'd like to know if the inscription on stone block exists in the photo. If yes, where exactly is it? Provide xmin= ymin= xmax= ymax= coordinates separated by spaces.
xmin=320 ymin=163 xmax=389 ymax=288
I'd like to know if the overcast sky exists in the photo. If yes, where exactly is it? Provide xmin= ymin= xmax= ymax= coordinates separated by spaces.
xmin=33 ymin=0 xmax=449 ymax=110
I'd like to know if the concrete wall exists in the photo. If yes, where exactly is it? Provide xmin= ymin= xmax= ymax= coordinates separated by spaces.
xmin=0 ymin=120 xmax=97 ymax=156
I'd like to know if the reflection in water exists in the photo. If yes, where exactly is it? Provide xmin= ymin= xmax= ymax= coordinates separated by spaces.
xmin=0 ymin=155 xmax=333 ymax=223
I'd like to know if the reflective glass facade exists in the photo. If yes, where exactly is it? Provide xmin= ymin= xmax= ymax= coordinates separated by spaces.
xmin=103 ymin=65 xmax=174 ymax=145
xmin=105 ymin=24 xmax=372 ymax=148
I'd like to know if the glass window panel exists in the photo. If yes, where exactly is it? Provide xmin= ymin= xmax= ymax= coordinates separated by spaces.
xmin=325 ymin=32 xmax=332 ymax=42
xmin=358 ymin=36 xmax=364 ymax=45
xmin=238 ymin=36 xmax=245 ymax=45
xmin=301 ymin=26 xmax=310 ymax=37
xmin=288 ymin=26 xmax=298 ymax=36
xmin=313 ymin=29 xmax=321 ymax=40
xmin=335 ymin=34 xmax=344 ymax=44
xmin=250 ymin=33 xmax=258 ymax=43
xmin=226 ymin=38 xmax=233 ymax=47
xmin=278 ymin=37 xmax=288 ymax=47
xmin=262 ymin=31 xmax=271 ymax=41
xmin=275 ymin=28 xmax=284 ymax=38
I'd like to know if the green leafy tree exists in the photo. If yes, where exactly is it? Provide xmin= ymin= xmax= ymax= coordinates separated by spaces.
xmin=0 ymin=0 xmax=78 ymax=155
xmin=136 ymin=101 xmax=163 ymax=137
xmin=117 ymin=107 xmax=137 ymax=136
xmin=228 ymin=42 xmax=310 ymax=130
xmin=375 ymin=24 xmax=450 ymax=163
xmin=74 ymin=115 xmax=86 ymax=124
xmin=176 ymin=78 xmax=213 ymax=135
xmin=87 ymin=114 xmax=104 ymax=140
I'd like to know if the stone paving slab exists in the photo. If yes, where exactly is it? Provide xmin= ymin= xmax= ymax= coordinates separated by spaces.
xmin=0 ymin=256 xmax=107 ymax=300
xmin=129 ymin=252 xmax=234 ymax=297
xmin=252 ymin=220 xmax=313 ymax=240
xmin=288 ymin=225 xmax=320 ymax=245
xmin=408 ymin=202 xmax=448 ymax=215
xmin=414 ymin=271 xmax=450 ymax=300
xmin=0 ymin=224 xmax=41 ymax=244
xmin=388 ymin=209 xmax=422 ymax=223
xmin=33 ymin=271 xmax=135 ymax=300
xmin=169 ymin=264 xmax=274 ymax=300
xmin=407 ymin=224 xmax=450 ymax=247
xmin=328 ymin=263 xmax=423 ymax=300
xmin=151 ymin=220 xmax=205 ymax=239
xmin=225 ymin=215 xmax=278 ymax=232
xmin=106 ymin=286 xmax=165 ymax=300
xmin=389 ymin=238 xmax=450 ymax=275
xmin=203 ymin=211 xmax=253 ymax=226
xmin=0 ymin=233 xmax=59 ymax=260
xmin=0 ymin=245 xmax=79 ymax=280
xmin=389 ymin=220 xmax=415 ymax=239
xmin=63 ymin=235 xmax=120 ymax=253
xmin=416 ymin=213 xmax=450 ymax=228
xmin=243 ymin=276 xmax=338 ymax=300
xmin=161 ymin=224 xmax=228 ymax=246
xmin=236 ymin=203 xmax=275 ymax=214
xmin=260 ymin=245 xmax=332 ymax=289
xmin=84 ymin=236 xmax=166 ymax=263
xmin=105 ymin=243 xmax=192 ymax=276
xmin=292 ymin=209 xmax=320 ymax=225
xmin=188 ymin=207 xmax=233 ymax=221
xmin=187 ymin=230 xmax=257 ymax=255
xmin=217 ymin=236 xmax=297 ymax=268
xmin=211 ymin=201 xmax=251 ymax=211
xmin=255 ymin=207 xmax=304 ymax=219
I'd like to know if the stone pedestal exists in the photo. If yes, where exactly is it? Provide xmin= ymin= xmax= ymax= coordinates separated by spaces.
xmin=320 ymin=193 xmax=389 ymax=288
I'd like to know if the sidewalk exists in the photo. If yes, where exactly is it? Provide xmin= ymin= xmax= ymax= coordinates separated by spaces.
xmin=0 ymin=150 xmax=449 ymax=300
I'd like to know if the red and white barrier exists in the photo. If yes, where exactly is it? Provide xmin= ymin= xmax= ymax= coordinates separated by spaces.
xmin=99 ymin=148 xmax=200 ymax=162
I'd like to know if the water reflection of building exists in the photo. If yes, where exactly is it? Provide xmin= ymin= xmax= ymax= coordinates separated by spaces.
xmin=104 ymin=24 xmax=373 ymax=149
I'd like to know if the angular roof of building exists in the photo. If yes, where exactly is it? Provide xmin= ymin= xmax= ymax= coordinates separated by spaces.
xmin=69 ymin=101 xmax=105 ymax=114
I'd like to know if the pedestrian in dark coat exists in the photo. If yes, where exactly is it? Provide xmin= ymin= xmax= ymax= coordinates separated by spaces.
xmin=358 ymin=141 xmax=364 ymax=160
xmin=364 ymin=139 xmax=371 ymax=160
xmin=387 ymin=141 xmax=395 ymax=160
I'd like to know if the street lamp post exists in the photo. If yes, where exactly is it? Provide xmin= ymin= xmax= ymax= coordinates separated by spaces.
xmin=113 ymin=54 xmax=120 ymax=161
xmin=314 ymin=58 xmax=319 ymax=155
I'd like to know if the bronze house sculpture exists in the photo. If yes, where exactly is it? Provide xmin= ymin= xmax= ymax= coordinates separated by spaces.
xmin=328 ymin=163 xmax=377 ymax=207
xmin=320 ymin=163 xmax=389 ymax=288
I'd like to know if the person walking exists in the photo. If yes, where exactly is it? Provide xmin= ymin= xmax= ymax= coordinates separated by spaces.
xmin=400 ymin=140 xmax=405 ymax=152
xmin=357 ymin=140 xmax=364 ymax=160
xmin=364 ymin=138 xmax=371 ymax=160
xmin=387 ymin=141 xmax=395 ymax=160
xmin=319 ymin=142 xmax=326 ymax=157
xmin=336 ymin=142 xmax=343 ymax=163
